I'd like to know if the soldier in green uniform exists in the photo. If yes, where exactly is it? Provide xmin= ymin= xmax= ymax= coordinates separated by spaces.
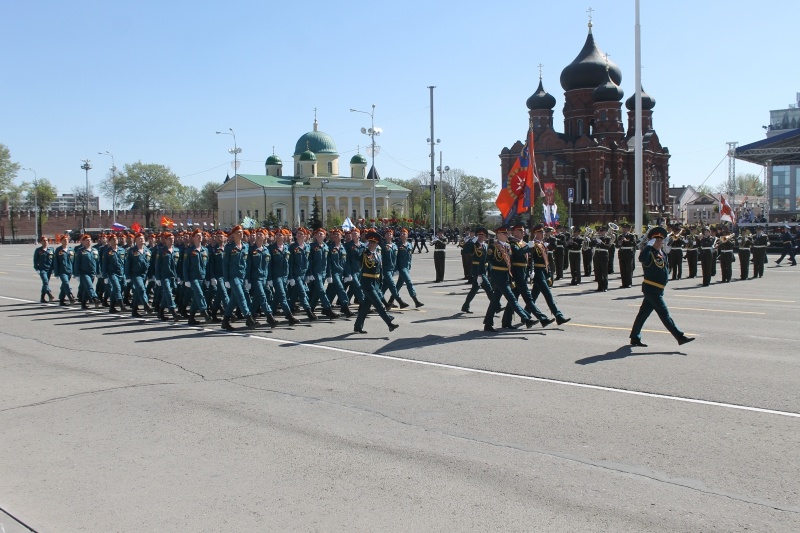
xmin=101 ymin=233 xmax=127 ymax=313
xmin=617 ymin=223 xmax=636 ymax=288
xmin=53 ymin=234 xmax=76 ymax=306
xmin=717 ymin=228 xmax=735 ymax=283
xmin=221 ymin=225 xmax=259 ymax=330
xmin=482 ymin=227 xmax=536 ymax=333
xmin=125 ymin=232 xmax=152 ymax=318
xmin=501 ymin=225 xmax=550 ymax=329
xmin=394 ymin=228 xmax=424 ymax=308
xmin=629 ymin=226 xmax=694 ymax=347
xmin=324 ymin=228 xmax=354 ymax=317
xmin=432 ymin=229 xmax=447 ymax=282
xmin=269 ymin=229 xmax=300 ymax=325
xmin=154 ymin=232 xmax=182 ymax=321
xmin=751 ymin=225 xmax=769 ymax=278
xmin=353 ymin=231 xmax=399 ymax=334
xmin=737 ymin=229 xmax=753 ymax=280
xmin=381 ymin=228 xmax=408 ymax=309
xmin=289 ymin=228 xmax=317 ymax=321
xmin=307 ymin=228 xmax=340 ymax=319
xmin=529 ymin=224 xmax=571 ymax=326
xmin=699 ymin=227 xmax=716 ymax=286
xmin=74 ymin=234 xmax=101 ymax=309
xmin=461 ymin=228 xmax=495 ymax=313
xmin=33 ymin=236 xmax=55 ymax=303
xmin=184 ymin=229 xmax=213 ymax=326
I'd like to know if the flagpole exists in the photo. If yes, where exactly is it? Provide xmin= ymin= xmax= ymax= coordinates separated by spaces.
xmin=634 ymin=0 xmax=644 ymax=234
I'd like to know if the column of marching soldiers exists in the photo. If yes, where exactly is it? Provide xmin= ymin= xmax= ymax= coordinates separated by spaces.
xmin=31 ymin=220 xmax=794 ymax=334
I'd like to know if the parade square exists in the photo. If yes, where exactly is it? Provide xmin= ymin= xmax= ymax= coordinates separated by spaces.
xmin=1 ymin=244 xmax=798 ymax=531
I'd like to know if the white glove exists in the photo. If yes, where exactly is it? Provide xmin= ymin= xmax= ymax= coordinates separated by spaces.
xmin=527 ymin=241 xmax=536 ymax=248
xmin=211 ymin=278 xmax=218 ymax=287
xmin=288 ymin=278 xmax=296 ymax=287
xmin=148 ymin=277 xmax=155 ymax=282
xmin=472 ymin=237 xmax=479 ymax=243
xmin=224 ymin=281 xmax=231 ymax=289
xmin=177 ymin=278 xmax=182 ymax=283
xmin=544 ymin=242 xmax=550 ymax=248
xmin=204 ymin=281 xmax=210 ymax=288
xmin=306 ymin=275 xmax=314 ymax=282
xmin=343 ymin=276 xmax=352 ymax=283
xmin=325 ymin=277 xmax=332 ymax=284
xmin=125 ymin=279 xmax=131 ymax=284
xmin=184 ymin=281 xmax=191 ymax=287
xmin=244 ymin=281 xmax=251 ymax=290
xmin=155 ymin=279 xmax=162 ymax=286
xmin=267 ymin=280 xmax=273 ymax=288
xmin=647 ymin=238 xmax=656 ymax=247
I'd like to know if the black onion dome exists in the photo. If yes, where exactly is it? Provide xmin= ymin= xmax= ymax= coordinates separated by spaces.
xmin=526 ymin=80 xmax=556 ymax=110
xmin=625 ymin=87 xmax=656 ymax=111
xmin=593 ymin=70 xmax=624 ymax=102
xmin=560 ymin=27 xmax=622 ymax=91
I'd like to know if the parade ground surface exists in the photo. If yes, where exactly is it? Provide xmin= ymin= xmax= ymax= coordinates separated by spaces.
xmin=0 ymin=244 xmax=798 ymax=532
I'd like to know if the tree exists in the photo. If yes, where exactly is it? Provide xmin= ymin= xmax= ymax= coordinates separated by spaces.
xmin=118 ymin=162 xmax=182 ymax=228
xmin=175 ymin=185 xmax=202 ymax=210
xmin=23 ymin=178 xmax=57 ymax=237
xmin=309 ymin=196 xmax=322 ymax=230
xmin=200 ymin=181 xmax=222 ymax=210
xmin=459 ymin=175 xmax=496 ymax=225
xmin=5 ymin=182 xmax=27 ymax=239
xmin=0 ymin=143 xmax=21 ymax=198
xmin=71 ymin=184 xmax=96 ymax=230
xmin=97 ymin=169 xmax=127 ymax=210
xmin=711 ymin=173 xmax=766 ymax=198
xmin=696 ymin=185 xmax=715 ymax=197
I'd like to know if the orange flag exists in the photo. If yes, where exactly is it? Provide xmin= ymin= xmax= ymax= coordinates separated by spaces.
xmin=160 ymin=216 xmax=175 ymax=227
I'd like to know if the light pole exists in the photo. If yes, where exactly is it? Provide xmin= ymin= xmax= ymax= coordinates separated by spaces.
xmin=22 ymin=167 xmax=38 ymax=241
xmin=216 ymin=128 xmax=241 ymax=224
xmin=350 ymin=105 xmax=380 ymax=222
xmin=98 ymin=151 xmax=117 ymax=223
xmin=436 ymin=152 xmax=449 ymax=226
xmin=81 ymin=159 xmax=92 ymax=232
xmin=320 ymin=178 xmax=329 ymax=227
xmin=428 ymin=86 xmax=437 ymax=232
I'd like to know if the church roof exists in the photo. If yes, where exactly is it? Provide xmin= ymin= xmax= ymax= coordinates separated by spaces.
xmin=294 ymin=130 xmax=338 ymax=156
xmin=526 ymin=80 xmax=556 ymax=110
xmin=560 ymin=25 xmax=621 ymax=91
xmin=226 ymin=174 xmax=410 ymax=192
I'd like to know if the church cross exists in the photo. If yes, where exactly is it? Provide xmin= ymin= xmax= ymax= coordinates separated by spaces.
xmin=537 ymin=63 xmax=543 ymax=80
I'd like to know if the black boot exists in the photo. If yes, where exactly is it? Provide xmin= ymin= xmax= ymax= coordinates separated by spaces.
xmin=158 ymin=309 xmax=168 ymax=322
xmin=143 ymin=303 xmax=153 ymax=314
xmin=265 ymin=313 xmax=277 ymax=327
xmin=132 ymin=305 xmax=144 ymax=318
xmin=245 ymin=314 xmax=259 ymax=329
xmin=201 ymin=309 xmax=212 ymax=322
xmin=388 ymin=322 xmax=399 ymax=332
xmin=210 ymin=310 xmax=221 ymax=323
xmin=413 ymin=297 xmax=424 ymax=308
xmin=341 ymin=305 xmax=353 ymax=318
xmin=322 ymin=308 xmax=340 ymax=319
xmin=384 ymin=298 xmax=396 ymax=309
xmin=170 ymin=308 xmax=180 ymax=321
xmin=187 ymin=313 xmax=201 ymax=326
xmin=59 ymin=299 xmax=67 ymax=307
xmin=221 ymin=317 xmax=234 ymax=331
xmin=109 ymin=305 xmax=119 ymax=314
xmin=92 ymin=297 xmax=101 ymax=308
xmin=398 ymin=298 xmax=410 ymax=309
xmin=40 ymin=295 xmax=47 ymax=303
xmin=68 ymin=294 xmax=76 ymax=305
xmin=305 ymin=309 xmax=318 ymax=321
xmin=286 ymin=313 xmax=300 ymax=325
xmin=119 ymin=303 xmax=128 ymax=312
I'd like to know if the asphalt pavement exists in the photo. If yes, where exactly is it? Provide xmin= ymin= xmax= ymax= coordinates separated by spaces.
xmin=0 ymin=244 xmax=798 ymax=532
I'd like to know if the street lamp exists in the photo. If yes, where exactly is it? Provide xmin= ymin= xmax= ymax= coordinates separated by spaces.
xmin=98 ymin=151 xmax=117 ymax=223
xmin=320 ymin=178 xmax=329 ymax=227
xmin=22 ymin=167 xmax=38 ymax=241
xmin=350 ymin=105 xmax=380 ymax=222
xmin=81 ymin=159 xmax=92 ymax=232
xmin=216 ymin=128 xmax=241 ymax=224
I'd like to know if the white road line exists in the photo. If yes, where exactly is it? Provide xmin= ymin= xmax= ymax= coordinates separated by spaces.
xmin=2 ymin=295 xmax=798 ymax=419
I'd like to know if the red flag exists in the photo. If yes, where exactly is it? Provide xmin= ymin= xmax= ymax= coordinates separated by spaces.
xmin=496 ymin=130 xmax=532 ymax=221
xmin=131 ymin=222 xmax=142 ymax=233
xmin=719 ymin=195 xmax=736 ymax=223
xmin=160 ymin=215 xmax=175 ymax=227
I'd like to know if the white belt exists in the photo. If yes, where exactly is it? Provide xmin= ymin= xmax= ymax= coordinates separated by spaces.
xmin=595 ymin=249 xmax=608 ymax=253
xmin=739 ymin=247 xmax=750 ymax=250
xmin=620 ymin=247 xmax=633 ymax=250
xmin=701 ymin=247 xmax=713 ymax=250
xmin=569 ymin=250 xmax=582 ymax=254
xmin=720 ymin=250 xmax=734 ymax=253
xmin=752 ymin=245 xmax=766 ymax=248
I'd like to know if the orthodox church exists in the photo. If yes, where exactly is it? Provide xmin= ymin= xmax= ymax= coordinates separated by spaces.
xmin=500 ymin=21 xmax=670 ymax=226
xmin=216 ymin=118 xmax=410 ymax=226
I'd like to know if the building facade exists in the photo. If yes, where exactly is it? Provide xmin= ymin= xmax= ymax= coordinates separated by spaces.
xmin=499 ymin=22 xmax=670 ymax=227
xmin=766 ymin=93 xmax=800 ymax=219
xmin=216 ymin=119 xmax=410 ymax=226
xmin=48 ymin=193 xmax=100 ymax=211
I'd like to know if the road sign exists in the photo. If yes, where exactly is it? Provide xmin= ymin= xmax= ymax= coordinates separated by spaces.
xmin=568 ymin=188 xmax=574 ymax=203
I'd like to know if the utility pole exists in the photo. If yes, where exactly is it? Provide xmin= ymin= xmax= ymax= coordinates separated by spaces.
xmin=727 ymin=141 xmax=738 ymax=220
xmin=81 ymin=159 xmax=92 ymax=231
xmin=428 ymin=86 xmax=437 ymax=232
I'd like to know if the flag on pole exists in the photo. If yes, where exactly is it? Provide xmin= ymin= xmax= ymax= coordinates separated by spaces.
xmin=495 ymin=130 xmax=533 ymax=223
xmin=131 ymin=222 xmax=142 ymax=233
xmin=160 ymin=215 xmax=175 ymax=227
xmin=719 ymin=194 xmax=736 ymax=223
xmin=241 ymin=216 xmax=256 ymax=229
xmin=341 ymin=217 xmax=355 ymax=231
xmin=111 ymin=222 xmax=127 ymax=231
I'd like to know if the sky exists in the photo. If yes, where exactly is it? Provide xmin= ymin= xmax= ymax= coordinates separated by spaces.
xmin=2 ymin=0 xmax=798 ymax=209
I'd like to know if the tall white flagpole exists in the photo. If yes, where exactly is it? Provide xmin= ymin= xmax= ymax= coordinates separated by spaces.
xmin=634 ymin=0 xmax=644 ymax=234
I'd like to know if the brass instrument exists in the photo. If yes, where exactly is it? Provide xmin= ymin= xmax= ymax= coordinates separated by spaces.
xmin=581 ymin=227 xmax=594 ymax=251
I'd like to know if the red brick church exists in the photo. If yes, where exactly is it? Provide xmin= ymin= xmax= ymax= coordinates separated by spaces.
xmin=500 ymin=22 xmax=670 ymax=227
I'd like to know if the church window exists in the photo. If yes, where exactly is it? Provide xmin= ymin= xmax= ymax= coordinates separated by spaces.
xmin=300 ymin=209 xmax=305 ymax=223
xmin=534 ymin=117 xmax=540 ymax=128
xmin=603 ymin=168 xmax=612 ymax=204
xmin=578 ymin=169 xmax=589 ymax=204
xmin=327 ymin=162 xmax=333 ymax=174
xmin=312 ymin=164 xmax=315 ymax=174
xmin=296 ymin=163 xmax=301 ymax=175
xmin=276 ymin=208 xmax=282 ymax=222
xmin=600 ymin=111 xmax=607 ymax=121
xmin=577 ymin=119 xmax=584 ymax=137
xmin=621 ymin=170 xmax=629 ymax=204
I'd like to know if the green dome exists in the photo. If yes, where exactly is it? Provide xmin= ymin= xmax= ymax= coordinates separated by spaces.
xmin=294 ymin=130 xmax=338 ymax=155
xmin=265 ymin=154 xmax=282 ymax=165
xmin=350 ymin=153 xmax=367 ymax=165
xmin=299 ymin=150 xmax=317 ymax=162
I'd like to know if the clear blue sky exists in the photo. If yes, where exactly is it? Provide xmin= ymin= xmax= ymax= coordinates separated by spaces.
xmin=3 ymin=0 xmax=797 ymax=208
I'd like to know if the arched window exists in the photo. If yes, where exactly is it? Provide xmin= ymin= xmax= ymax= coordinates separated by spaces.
xmin=603 ymin=168 xmax=612 ymax=204
xmin=600 ymin=110 xmax=607 ymax=122
xmin=311 ymin=164 xmax=316 ymax=175
xmin=296 ymin=163 xmax=301 ymax=175
xmin=621 ymin=170 xmax=629 ymax=205
xmin=327 ymin=161 xmax=333 ymax=174
xmin=577 ymin=119 xmax=584 ymax=137
xmin=579 ymin=169 xmax=589 ymax=204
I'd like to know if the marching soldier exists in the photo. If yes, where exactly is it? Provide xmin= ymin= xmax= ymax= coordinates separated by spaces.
xmin=567 ymin=227 xmax=584 ymax=285
xmin=125 ymin=232 xmax=152 ymax=318
xmin=154 ymin=232 xmax=181 ymax=321
xmin=685 ymin=226 xmax=699 ymax=279
xmin=353 ymin=231 xmax=399 ymax=334
xmin=482 ymin=227 xmax=536 ymax=332
xmin=101 ymin=234 xmax=127 ymax=313
xmin=553 ymin=225 xmax=566 ymax=281
xmin=73 ymin=234 xmax=101 ymax=309
xmin=394 ymin=228 xmax=424 ymax=308
xmin=501 ymin=225 xmax=550 ymax=329
xmin=544 ymin=227 xmax=557 ymax=283
xmin=325 ymin=228 xmax=354 ymax=317
xmin=244 ymin=229 xmax=277 ymax=327
xmin=629 ymin=226 xmax=694 ymax=347
xmin=53 ymin=234 xmax=76 ymax=306
xmin=288 ymin=228 xmax=316 ymax=320
xmin=432 ymin=229 xmax=446 ymax=282
xmin=308 ymin=228 xmax=340 ymax=319
xmin=461 ymin=228 xmax=494 ymax=313
xmin=221 ymin=225 xmax=259 ymax=330
xmin=737 ymin=229 xmax=753 ymax=280
xmin=751 ymin=225 xmax=769 ymax=278
xmin=33 ymin=236 xmax=55 ymax=303
xmin=617 ymin=223 xmax=637 ymax=288
xmin=345 ymin=229 xmax=365 ymax=305
xmin=183 ymin=229 xmax=213 ymax=326
xmin=460 ymin=229 xmax=475 ymax=281
xmin=775 ymin=226 xmax=797 ymax=266
xmin=269 ymin=229 xmax=300 ymax=325
xmin=93 ymin=234 xmax=109 ymax=307
xmin=529 ymin=224 xmax=571 ymax=326
xmin=582 ymin=227 xmax=594 ymax=277
xmin=699 ymin=226 xmax=715 ymax=286
xmin=717 ymin=228 xmax=735 ymax=283
xmin=593 ymin=226 xmax=610 ymax=292
xmin=381 ymin=228 xmax=408 ymax=309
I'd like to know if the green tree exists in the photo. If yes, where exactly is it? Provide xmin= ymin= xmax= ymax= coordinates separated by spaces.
xmin=199 ymin=181 xmax=222 ymax=210
xmin=71 ymin=184 xmax=96 ymax=230
xmin=97 ymin=169 xmax=127 ymax=210
xmin=0 ymin=143 xmax=21 ymax=198
xmin=23 ymin=178 xmax=58 ymax=237
xmin=118 ymin=162 xmax=182 ymax=228
xmin=309 ymin=196 xmax=322 ymax=230
xmin=175 ymin=185 xmax=202 ymax=210
xmin=460 ymin=175 xmax=496 ymax=225
xmin=5 ymin=182 xmax=27 ymax=239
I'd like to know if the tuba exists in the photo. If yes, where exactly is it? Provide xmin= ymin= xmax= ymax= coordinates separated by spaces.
xmin=607 ymin=222 xmax=619 ymax=245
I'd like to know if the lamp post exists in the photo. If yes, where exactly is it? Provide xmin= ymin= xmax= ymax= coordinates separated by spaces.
xmin=22 ymin=167 xmax=38 ymax=241
xmin=98 ymin=151 xmax=117 ymax=223
xmin=216 ymin=128 xmax=241 ymax=224
xmin=320 ymin=178 xmax=329 ymax=227
xmin=350 ymin=105 xmax=380 ymax=222
xmin=81 ymin=159 xmax=92 ymax=232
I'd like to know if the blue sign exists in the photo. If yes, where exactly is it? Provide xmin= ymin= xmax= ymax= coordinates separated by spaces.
xmin=567 ymin=187 xmax=574 ymax=203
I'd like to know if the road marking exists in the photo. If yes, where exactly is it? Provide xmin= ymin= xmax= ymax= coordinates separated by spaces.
xmin=1 ymin=295 xmax=796 ymax=419
xmin=675 ymin=294 xmax=794 ymax=303
xmin=565 ymin=322 xmax=673 ymax=335
xmin=627 ymin=304 xmax=765 ymax=315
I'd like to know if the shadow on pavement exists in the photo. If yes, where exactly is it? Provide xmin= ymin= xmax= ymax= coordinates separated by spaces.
xmin=575 ymin=345 xmax=685 ymax=365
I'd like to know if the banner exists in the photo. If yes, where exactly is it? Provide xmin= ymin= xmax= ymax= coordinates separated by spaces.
xmin=542 ymin=183 xmax=559 ymax=227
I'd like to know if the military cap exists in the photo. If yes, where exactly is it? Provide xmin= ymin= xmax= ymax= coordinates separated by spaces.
xmin=229 ymin=225 xmax=243 ymax=234
xmin=531 ymin=224 xmax=544 ymax=233
xmin=314 ymin=227 xmax=327 ymax=236
xmin=511 ymin=224 xmax=526 ymax=231
xmin=647 ymin=226 xmax=668 ymax=239
xmin=495 ymin=226 xmax=510 ymax=235
xmin=365 ymin=231 xmax=382 ymax=243
xmin=475 ymin=227 xmax=488 ymax=236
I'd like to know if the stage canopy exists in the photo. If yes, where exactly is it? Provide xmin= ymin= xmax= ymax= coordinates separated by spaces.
xmin=734 ymin=128 xmax=800 ymax=166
